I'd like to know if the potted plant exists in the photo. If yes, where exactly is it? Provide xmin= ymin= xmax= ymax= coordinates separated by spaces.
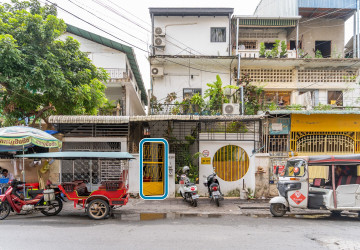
xmin=315 ymin=49 xmax=323 ymax=58
xmin=280 ymin=41 xmax=287 ymax=58
xmin=271 ymin=40 xmax=280 ymax=58
xmin=259 ymin=42 xmax=266 ymax=58
xmin=190 ymin=93 xmax=205 ymax=114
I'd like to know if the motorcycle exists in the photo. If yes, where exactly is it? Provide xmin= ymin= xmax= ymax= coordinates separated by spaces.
xmin=0 ymin=180 xmax=65 ymax=220
xmin=178 ymin=166 xmax=199 ymax=207
xmin=203 ymin=173 xmax=223 ymax=207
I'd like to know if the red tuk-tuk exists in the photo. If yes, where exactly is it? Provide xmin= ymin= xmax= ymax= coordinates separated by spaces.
xmin=17 ymin=151 xmax=134 ymax=219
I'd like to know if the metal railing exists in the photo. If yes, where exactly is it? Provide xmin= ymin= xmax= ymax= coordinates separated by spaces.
xmin=236 ymin=49 xmax=297 ymax=58
xmin=104 ymin=68 xmax=127 ymax=79
xmin=150 ymin=104 xmax=204 ymax=115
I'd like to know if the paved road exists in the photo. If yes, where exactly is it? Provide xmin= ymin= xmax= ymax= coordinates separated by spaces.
xmin=0 ymin=207 xmax=359 ymax=250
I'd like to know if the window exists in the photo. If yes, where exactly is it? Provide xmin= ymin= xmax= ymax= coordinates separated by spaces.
xmin=211 ymin=27 xmax=226 ymax=42
xmin=239 ymin=41 xmax=257 ymax=50
xmin=298 ymin=90 xmax=319 ymax=106
xmin=265 ymin=42 xmax=275 ymax=50
xmin=290 ymin=40 xmax=302 ymax=50
xmin=327 ymin=91 xmax=343 ymax=106
xmin=315 ymin=41 xmax=331 ymax=58
xmin=264 ymin=91 xmax=291 ymax=106
xmin=183 ymin=88 xmax=201 ymax=99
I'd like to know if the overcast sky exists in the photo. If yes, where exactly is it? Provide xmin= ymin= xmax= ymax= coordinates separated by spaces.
xmin=12 ymin=0 xmax=357 ymax=91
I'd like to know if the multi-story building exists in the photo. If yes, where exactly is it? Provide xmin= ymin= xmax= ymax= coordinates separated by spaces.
xmin=60 ymin=24 xmax=147 ymax=116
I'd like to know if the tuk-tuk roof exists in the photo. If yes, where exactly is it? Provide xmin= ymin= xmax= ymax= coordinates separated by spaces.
xmin=15 ymin=151 xmax=135 ymax=160
xmin=289 ymin=154 xmax=360 ymax=166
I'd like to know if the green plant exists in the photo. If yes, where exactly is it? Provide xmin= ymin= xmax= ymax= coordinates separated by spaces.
xmin=259 ymin=42 xmax=266 ymax=57
xmin=100 ymin=100 xmax=117 ymax=115
xmin=286 ymin=104 xmax=303 ymax=110
xmin=226 ymin=121 xmax=248 ymax=133
xmin=171 ymin=100 xmax=181 ymax=115
xmin=226 ymin=188 xmax=240 ymax=197
xmin=165 ymin=92 xmax=177 ymax=104
xmin=204 ymin=75 xmax=235 ymax=114
xmin=265 ymin=51 xmax=272 ymax=58
xmin=313 ymin=103 xmax=332 ymax=110
xmin=150 ymin=95 xmax=163 ymax=114
xmin=280 ymin=41 xmax=287 ymax=58
xmin=315 ymin=49 xmax=323 ymax=58
xmin=267 ymin=102 xmax=278 ymax=111
xmin=270 ymin=40 xmax=280 ymax=58
xmin=190 ymin=93 xmax=205 ymax=113
xmin=247 ymin=188 xmax=255 ymax=199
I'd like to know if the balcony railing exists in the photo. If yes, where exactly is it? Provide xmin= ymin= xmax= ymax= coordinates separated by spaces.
xmin=98 ymin=106 xmax=124 ymax=116
xmin=150 ymin=104 xmax=206 ymax=115
xmin=104 ymin=68 xmax=128 ymax=79
xmin=236 ymin=49 xmax=297 ymax=59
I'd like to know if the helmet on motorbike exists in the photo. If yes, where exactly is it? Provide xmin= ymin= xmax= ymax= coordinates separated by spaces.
xmin=182 ymin=166 xmax=190 ymax=173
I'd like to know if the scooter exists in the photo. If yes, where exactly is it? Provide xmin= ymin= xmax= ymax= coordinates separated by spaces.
xmin=178 ymin=166 xmax=199 ymax=207
xmin=0 ymin=179 xmax=65 ymax=220
xmin=203 ymin=173 xmax=223 ymax=207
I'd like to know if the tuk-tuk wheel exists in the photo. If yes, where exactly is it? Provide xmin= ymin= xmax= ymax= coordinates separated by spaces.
xmin=270 ymin=203 xmax=286 ymax=217
xmin=87 ymin=199 xmax=109 ymax=220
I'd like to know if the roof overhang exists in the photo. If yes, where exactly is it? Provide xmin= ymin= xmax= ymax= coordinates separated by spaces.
xmin=150 ymin=56 xmax=360 ymax=70
xmin=49 ymin=115 xmax=265 ymax=124
xmin=299 ymin=8 xmax=355 ymax=20
xmin=233 ymin=15 xmax=301 ymax=28
xmin=15 ymin=151 xmax=135 ymax=160
xmin=149 ymin=8 xmax=234 ymax=17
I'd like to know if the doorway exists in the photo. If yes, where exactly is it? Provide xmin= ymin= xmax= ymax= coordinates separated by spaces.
xmin=315 ymin=41 xmax=331 ymax=58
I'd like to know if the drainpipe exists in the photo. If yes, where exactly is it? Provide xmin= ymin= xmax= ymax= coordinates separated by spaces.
xmin=229 ymin=13 xmax=231 ymax=56
xmin=237 ymin=53 xmax=244 ymax=115
xmin=236 ymin=18 xmax=239 ymax=54
xmin=354 ymin=12 xmax=357 ymax=58
xmin=296 ymin=20 xmax=299 ymax=58
xmin=151 ymin=13 xmax=155 ymax=55
xmin=357 ymin=0 xmax=360 ymax=58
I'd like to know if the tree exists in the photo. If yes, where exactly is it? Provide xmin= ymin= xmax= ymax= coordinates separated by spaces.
xmin=0 ymin=0 xmax=109 ymax=126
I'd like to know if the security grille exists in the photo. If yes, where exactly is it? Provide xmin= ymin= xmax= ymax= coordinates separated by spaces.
xmin=241 ymin=68 xmax=294 ymax=82
xmin=298 ymin=70 xmax=357 ymax=83
xmin=61 ymin=141 xmax=122 ymax=184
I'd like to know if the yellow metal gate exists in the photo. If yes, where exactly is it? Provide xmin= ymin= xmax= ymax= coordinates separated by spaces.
xmin=142 ymin=142 xmax=164 ymax=196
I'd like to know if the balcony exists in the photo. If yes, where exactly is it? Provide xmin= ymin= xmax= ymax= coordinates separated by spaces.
xmin=104 ymin=68 xmax=133 ymax=81
xmin=236 ymin=49 xmax=297 ymax=59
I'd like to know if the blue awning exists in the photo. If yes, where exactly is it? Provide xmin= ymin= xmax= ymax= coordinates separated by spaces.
xmin=15 ymin=151 xmax=135 ymax=160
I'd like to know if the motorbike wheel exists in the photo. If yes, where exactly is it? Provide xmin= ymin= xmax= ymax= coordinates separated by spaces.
xmin=87 ymin=199 xmax=109 ymax=220
xmin=0 ymin=202 xmax=11 ymax=220
xmin=330 ymin=211 xmax=342 ymax=217
xmin=270 ymin=203 xmax=286 ymax=217
xmin=41 ymin=197 xmax=63 ymax=216
xmin=215 ymin=198 xmax=220 ymax=207
xmin=192 ymin=198 xmax=198 ymax=207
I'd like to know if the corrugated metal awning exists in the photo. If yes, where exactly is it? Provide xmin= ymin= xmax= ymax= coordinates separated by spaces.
xmin=49 ymin=115 xmax=266 ymax=124
xmin=238 ymin=18 xmax=297 ymax=27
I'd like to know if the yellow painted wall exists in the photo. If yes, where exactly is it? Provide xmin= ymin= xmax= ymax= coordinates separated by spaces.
xmin=291 ymin=114 xmax=360 ymax=132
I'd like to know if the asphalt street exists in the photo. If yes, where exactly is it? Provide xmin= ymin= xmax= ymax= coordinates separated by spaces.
xmin=0 ymin=201 xmax=360 ymax=250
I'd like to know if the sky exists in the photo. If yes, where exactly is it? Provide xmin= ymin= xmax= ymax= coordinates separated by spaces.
xmin=41 ymin=0 xmax=263 ymax=91
xmin=6 ymin=0 xmax=356 ymax=92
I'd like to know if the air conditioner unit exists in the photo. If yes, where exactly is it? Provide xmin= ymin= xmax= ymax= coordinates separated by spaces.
xmin=151 ymin=66 xmax=164 ymax=77
xmin=154 ymin=37 xmax=166 ymax=47
xmin=154 ymin=27 xmax=165 ymax=36
xmin=222 ymin=103 xmax=240 ymax=115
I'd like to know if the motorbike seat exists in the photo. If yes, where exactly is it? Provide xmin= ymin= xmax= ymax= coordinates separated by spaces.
xmin=185 ymin=183 xmax=195 ymax=187
xmin=28 ymin=189 xmax=44 ymax=198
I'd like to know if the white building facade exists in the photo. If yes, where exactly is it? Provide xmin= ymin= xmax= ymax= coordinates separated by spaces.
xmin=60 ymin=24 xmax=147 ymax=116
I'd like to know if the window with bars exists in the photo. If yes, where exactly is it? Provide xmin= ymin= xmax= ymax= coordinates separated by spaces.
xmin=211 ymin=27 xmax=226 ymax=42
xmin=327 ymin=91 xmax=343 ymax=106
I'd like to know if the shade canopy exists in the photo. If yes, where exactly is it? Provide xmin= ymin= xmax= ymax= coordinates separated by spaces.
xmin=290 ymin=154 xmax=360 ymax=166
xmin=15 ymin=151 xmax=135 ymax=160
xmin=0 ymin=126 xmax=61 ymax=151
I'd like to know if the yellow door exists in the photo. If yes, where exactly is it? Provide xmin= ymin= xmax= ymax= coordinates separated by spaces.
xmin=142 ymin=142 xmax=164 ymax=196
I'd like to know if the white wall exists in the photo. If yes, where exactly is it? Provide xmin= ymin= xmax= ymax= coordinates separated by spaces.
xmin=198 ymin=140 xmax=255 ymax=196
xmin=154 ymin=16 xmax=230 ymax=56
xmin=129 ymin=153 xmax=176 ymax=198
xmin=152 ymin=62 xmax=232 ymax=102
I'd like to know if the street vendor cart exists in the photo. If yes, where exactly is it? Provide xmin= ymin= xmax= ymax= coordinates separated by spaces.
xmin=16 ymin=151 xmax=134 ymax=219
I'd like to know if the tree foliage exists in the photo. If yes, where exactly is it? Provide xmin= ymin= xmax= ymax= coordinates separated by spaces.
xmin=0 ymin=0 xmax=108 ymax=126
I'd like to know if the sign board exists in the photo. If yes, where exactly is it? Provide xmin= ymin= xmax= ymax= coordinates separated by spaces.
xmin=271 ymin=123 xmax=283 ymax=131
xmin=202 ymin=150 xmax=209 ymax=157
xmin=201 ymin=157 xmax=211 ymax=165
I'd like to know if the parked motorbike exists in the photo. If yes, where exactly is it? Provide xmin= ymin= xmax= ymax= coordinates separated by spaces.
xmin=0 ymin=179 xmax=65 ymax=220
xmin=203 ymin=172 xmax=223 ymax=207
xmin=178 ymin=166 xmax=199 ymax=207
